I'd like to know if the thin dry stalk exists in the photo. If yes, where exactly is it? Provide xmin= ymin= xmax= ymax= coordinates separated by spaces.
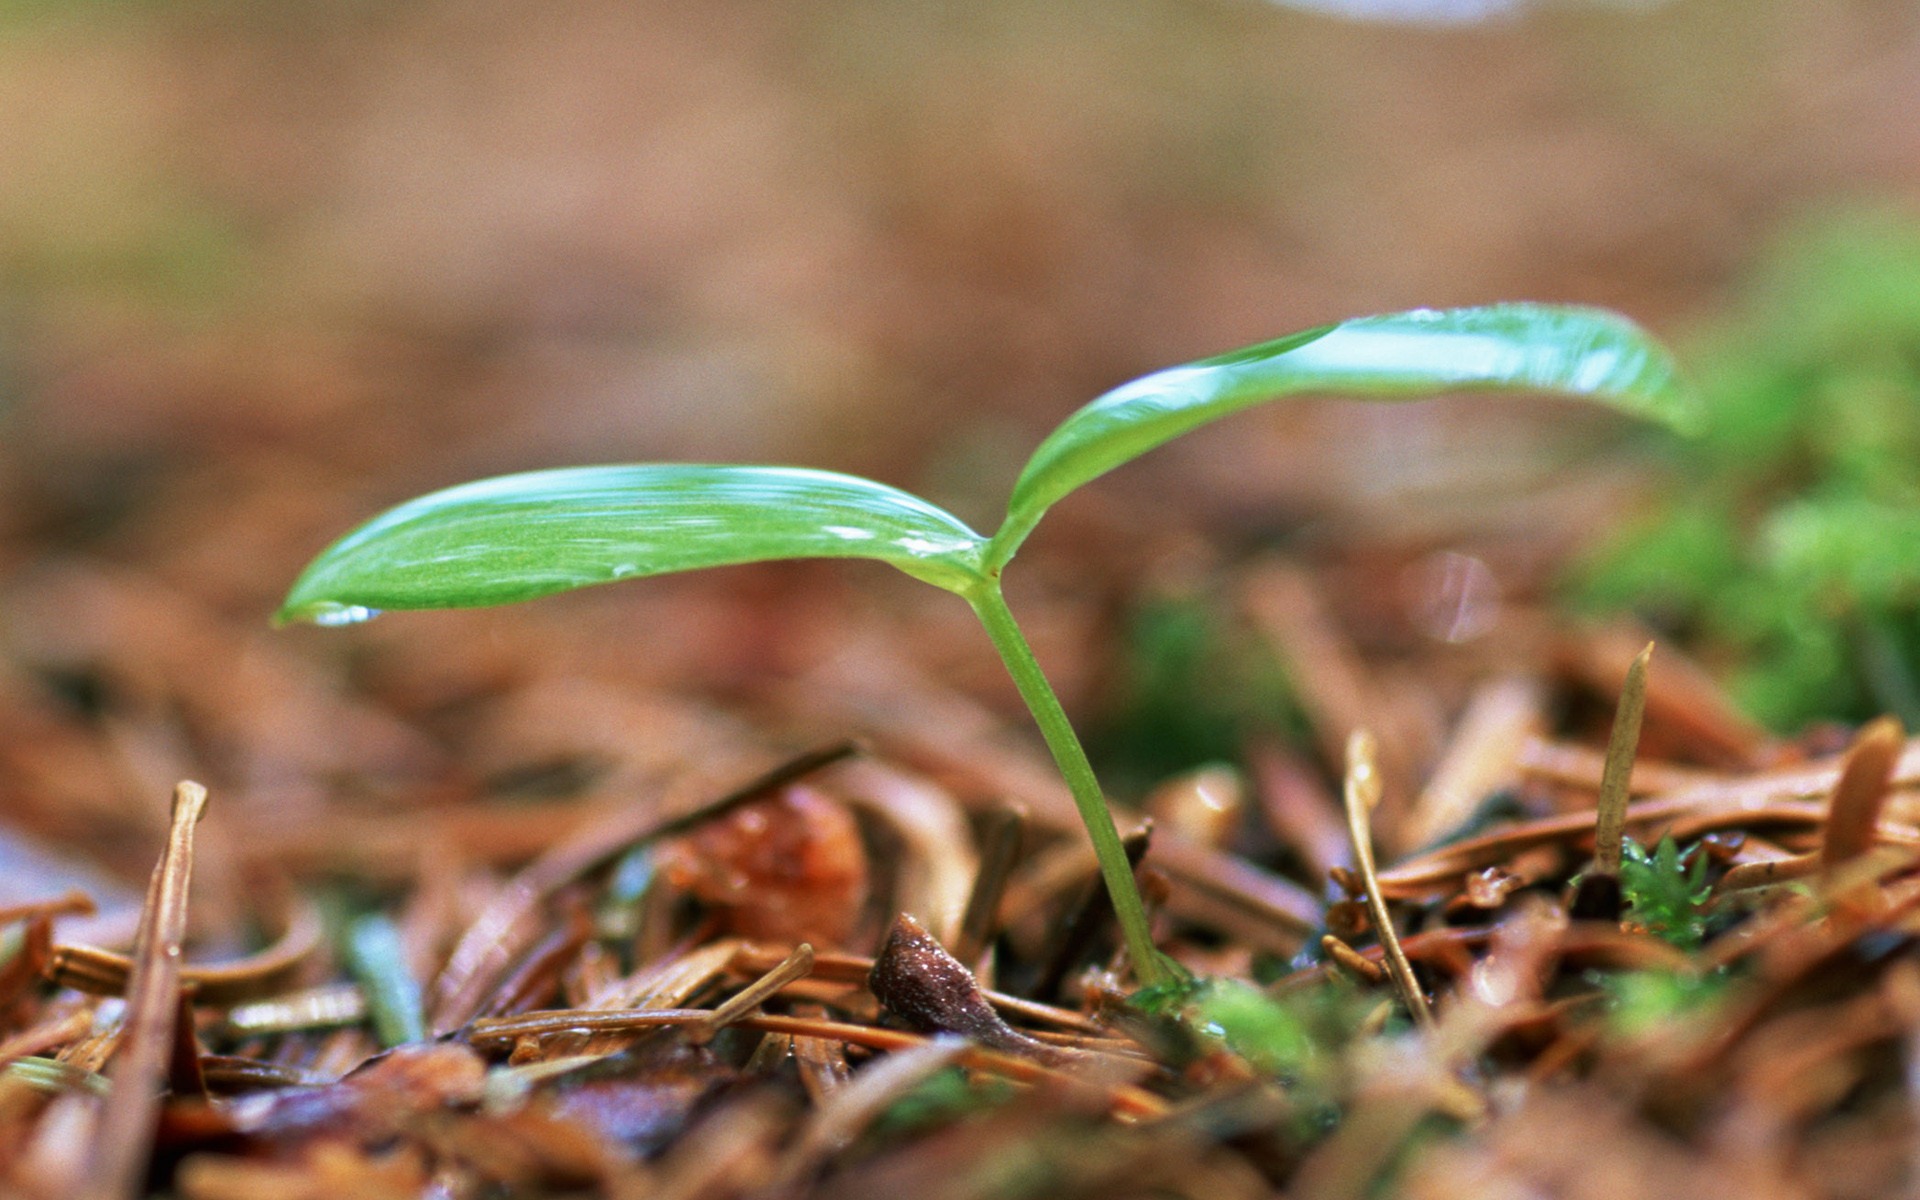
xmin=1343 ymin=732 xmax=1433 ymax=1031
xmin=1593 ymin=644 xmax=1653 ymax=877
xmin=690 ymin=943 xmax=814 ymax=1044
xmin=77 ymin=780 xmax=209 ymax=1200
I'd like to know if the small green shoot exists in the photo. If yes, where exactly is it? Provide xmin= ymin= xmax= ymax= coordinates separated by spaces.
xmin=1619 ymin=835 xmax=1714 ymax=950
xmin=279 ymin=305 xmax=1695 ymax=987
xmin=342 ymin=912 xmax=428 ymax=1047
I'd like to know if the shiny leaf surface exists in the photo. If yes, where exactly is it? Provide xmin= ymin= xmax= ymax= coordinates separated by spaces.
xmin=277 ymin=465 xmax=989 ymax=625
xmin=988 ymin=304 xmax=1698 ymax=565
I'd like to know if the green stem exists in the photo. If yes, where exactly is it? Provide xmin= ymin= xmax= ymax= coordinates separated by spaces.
xmin=966 ymin=582 xmax=1170 ymax=987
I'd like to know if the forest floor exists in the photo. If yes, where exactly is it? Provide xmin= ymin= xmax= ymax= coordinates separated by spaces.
xmin=7 ymin=3 xmax=1920 ymax=1197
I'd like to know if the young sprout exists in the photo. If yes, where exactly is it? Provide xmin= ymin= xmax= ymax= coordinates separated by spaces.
xmin=279 ymin=305 xmax=1697 ymax=987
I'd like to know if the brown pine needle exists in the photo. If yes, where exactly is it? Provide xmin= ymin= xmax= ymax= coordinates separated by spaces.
xmin=1594 ymin=643 xmax=1653 ymax=877
xmin=1320 ymin=934 xmax=1389 ymax=985
xmin=1716 ymin=853 xmax=1821 ymax=895
xmin=78 ymin=780 xmax=210 ymax=1200
xmin=0 ymin=1007 xmax=96 ymax=1073
xmin=1406 ymin=676 xmax=1546 ymax=852
xmin=773 ymin=1038 xmax=969 ymax=1183
xmin=690 ymin=943 xmax=814 ymax=1044
xmin=430 ymin=741 xmax=857 ymax=1032
xmin=1377 ymin=794 xmax=1920 ymax=896
xmin=47 ymin=897 xmax=324 ymax=1004
xmin=728 ymin=943 xmax=1106 ymax=1035
xmin=1822 ymin=715 xmax=1905 ymax=875
xmin=467 ymin=1008 xmax=1166 ymax=1117
xmin=0 ymin=891 xmax=96 ymax=927
xmin=1343 ymin=731 xmax=1433 ymax=1031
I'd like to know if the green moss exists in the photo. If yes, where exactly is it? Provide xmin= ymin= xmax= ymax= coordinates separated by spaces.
xmin=871 ymin=1068 xmax=1016 ymax=1139
xmin=1601 ymin=967 xmax=1731 ymax=1037
xmin=1618 ymin=835 xmax=1713 ymax=950
xmin=1571 ymin=208 xmax=1920 ymax=730
xmin=1088 ymin=592 xmax=1302 ymax=793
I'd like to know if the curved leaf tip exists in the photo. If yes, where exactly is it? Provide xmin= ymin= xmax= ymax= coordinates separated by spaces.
xmin=277 ymin=464 xmax=990 ymax=624
xmin=988 ymin=303 xmax=1697 ymax=566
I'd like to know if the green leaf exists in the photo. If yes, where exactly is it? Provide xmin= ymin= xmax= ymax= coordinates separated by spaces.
xmin=277 ymin=465 xmax=990 ymax=625
xmin=988 ymin=304 xmax=1698 ymax=566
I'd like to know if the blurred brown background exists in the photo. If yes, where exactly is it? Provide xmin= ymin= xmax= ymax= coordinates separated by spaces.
xmin=2 ymin=0 xmax=1919 ymax=887
xmin=8 ymin=1 xmax=1919 ymax=515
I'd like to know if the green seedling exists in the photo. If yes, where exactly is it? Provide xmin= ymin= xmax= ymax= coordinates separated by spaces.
xmin=279 ymin=305 xmax=1695 ymax=986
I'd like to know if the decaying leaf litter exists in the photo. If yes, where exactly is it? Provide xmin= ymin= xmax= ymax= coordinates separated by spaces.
xmin=8 ymin=0 xmax=1920 ymax=1189
xmin=10 ymin=494 xmax=1920 ymax=1199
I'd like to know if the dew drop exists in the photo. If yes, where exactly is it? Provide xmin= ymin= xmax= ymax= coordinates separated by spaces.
xmin=311 ymin=603 xmax=380 ymax=627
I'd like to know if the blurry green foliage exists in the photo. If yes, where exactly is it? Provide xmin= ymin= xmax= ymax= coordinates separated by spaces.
xmin=2 ymin=197 xmax=250 ymax=323
xmin=1134 ymin=972 xmax=1370 ymax=1102
xmin=1600 ymin=966 xmax=1731 ymax=1037
xmin=1188 ymin=979 xmax=1326 ymax=1079
xmin=872 ymin=1067 xmax=1016 ymax=1139
xmin=1088 ymin=592 xmax=1303 ymax=793
xmin=1574 ymin=209 xmax=1920 ymax=730
xmin=1183 ymin=978 xmax=1369 ymax=1139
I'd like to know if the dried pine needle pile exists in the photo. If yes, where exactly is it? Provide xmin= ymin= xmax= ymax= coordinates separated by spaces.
xmin=4 ymin=538 xmax=1920 ymax=1199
